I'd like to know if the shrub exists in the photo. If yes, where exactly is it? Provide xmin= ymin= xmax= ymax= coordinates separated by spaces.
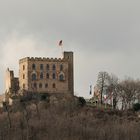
xmin=133 ymin=103 xmax=140 ymax=111
xmin=78 ymin=97 xmax=86 ymax=107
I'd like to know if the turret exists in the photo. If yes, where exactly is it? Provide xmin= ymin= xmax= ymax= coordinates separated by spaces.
xmin=64 ymin=52 xmax=74 ymax=94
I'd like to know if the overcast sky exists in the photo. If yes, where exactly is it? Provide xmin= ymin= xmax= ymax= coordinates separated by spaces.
xmin=0 ymin=0 xmax=140 ymax=98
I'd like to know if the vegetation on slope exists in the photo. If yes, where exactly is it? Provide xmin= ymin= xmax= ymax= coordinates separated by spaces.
xmin=0 ymin=93 xmax=140 ymax=140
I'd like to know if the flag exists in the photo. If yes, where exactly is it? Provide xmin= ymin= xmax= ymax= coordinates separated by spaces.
xmin=59 ymin=40 xmax=63 ymax=46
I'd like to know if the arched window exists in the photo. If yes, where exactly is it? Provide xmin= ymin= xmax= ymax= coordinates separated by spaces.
xmin=40 ymin=72 xmax=43 ymax=79
xmin=45 ymin=83 xmax=48 ymax=88
xmin=52 ymin=73 xmax=56 ymax=79
xmin=39 ymin=83 xmax=42 ymax=88
xmin=46 ymin=64 xmax=49 ymax=70
xmin=52 ymin=83 xmax=56 ymax=88
xmin=32 ymin=64 xmax=36 ymax=70
xmin=52 ymin=64 xmax=56 ymax=70
xmin=60 ymin=64 xmax=63 ymax=71
xmin=46 ymin=73 xmax=49 ymax=79
xmin=59 ymin=74 xmax=64 ymax=81
xmin=40 ymin=64 xmax=43 ymax=70
xmin=32 ymin=73 xmax=36 ymax=81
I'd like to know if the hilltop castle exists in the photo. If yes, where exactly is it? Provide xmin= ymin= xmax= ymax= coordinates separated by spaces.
xmin=5 ymin=52 xmax=74 ymax=95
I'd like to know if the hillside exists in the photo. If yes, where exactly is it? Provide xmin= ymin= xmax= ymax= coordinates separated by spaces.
xmin=0 ymin=93 xmax=140 ymax=140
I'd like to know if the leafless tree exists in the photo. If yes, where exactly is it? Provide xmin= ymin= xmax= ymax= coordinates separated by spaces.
xmin=107 ymin=74 xmax=119 ymax=109
xmin=96 ymin=71 xmax=110 ymax=104
xmin=118 ymin=78 xmax=140 ymax=110
xmin=2 ymin=102 xmax=12 ymax=128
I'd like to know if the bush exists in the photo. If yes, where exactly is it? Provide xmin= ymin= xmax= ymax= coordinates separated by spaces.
xmin=78 ymin=97 xmax=86 ymax=107
xmin=133 ymin=103 xmax=140 ymax=111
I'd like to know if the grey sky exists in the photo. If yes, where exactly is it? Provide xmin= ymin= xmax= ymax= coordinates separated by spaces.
xmin=0 ymin=0 xmax=140 ymax=98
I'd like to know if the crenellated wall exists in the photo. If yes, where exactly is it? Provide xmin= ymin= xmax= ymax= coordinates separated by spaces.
xmin=19 ymin=56 xmax=70 ymax=63
xmin=5 ymin=51 xmax=74 ymax=95
xmin=19 ymin=51 xmax=74 ymax=94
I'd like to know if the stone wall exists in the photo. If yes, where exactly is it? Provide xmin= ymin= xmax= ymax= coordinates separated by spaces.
xmin=5 ymin=68 xmax=19 ymax=94
xmin=19 ymin=51 xmax=74 ymax=94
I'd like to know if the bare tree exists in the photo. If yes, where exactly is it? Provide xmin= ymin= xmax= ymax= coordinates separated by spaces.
xmin=96 ymin=71 xmax=110 ymax=104
xmin=135 ymin=80 xmax=140 ymax=103
xmin=118 ymin=78 xmax=140 ymax=110
xmin=2 ymin=102 xmax=12 ymax=128
xmin=33 ymin=100 xmax=40 ymax=120
xmin=107 ymin=74 xmax=119 ymax=109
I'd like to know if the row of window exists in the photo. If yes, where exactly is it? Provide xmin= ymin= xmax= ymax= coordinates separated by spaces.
xmin=23 ymin=83 xmax=56 ymax=89
xmin=33 ymin=83 xmax=56 ymax=89
xmin=31 ymin=73 xmax=64 ymax=81
xmin=34 ymin=64 xmax=63 ymax=71
xmin=23 ymin=64 xmax=63 ymax=71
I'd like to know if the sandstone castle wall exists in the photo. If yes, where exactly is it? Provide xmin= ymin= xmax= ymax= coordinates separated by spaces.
xmin=5 ymin=52 xmax=74 ymax=95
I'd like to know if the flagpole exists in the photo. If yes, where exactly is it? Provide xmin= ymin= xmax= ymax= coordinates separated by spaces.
xmin=61 ymin=45 xmax=63 ymax=58
xmin=89 ymin=85 xmax=92 ymax=95
xmin=58 ymin=40 xmax=63 ymax=58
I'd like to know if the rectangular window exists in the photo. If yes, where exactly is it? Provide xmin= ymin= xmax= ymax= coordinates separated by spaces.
xmin=23 ymin=74 xmax=25 ymax=79
xmin=46 ymin=64 xmax=49 ymax=70
xmin=40 ymin=64 xmax=43 ymax=70
xmin=23 ymin=65 xmax=25 ymax=70
xmin=52 ymin=83 xmax=56 ymax=88
xmin=46 ymin=73 xmax=49 ymax=79
xmin=32 ymin=64 xmax=36 ymax=70
xmin=60 ymin=64 xmax=63 ymax=71
xmin=40 ymin=73 xmax=43 ymax=79
xmin=39 ymin=83 xmax=42 ymax=88
xmin=23 ymin=84 xmax=25 ymax=89
xmin=52 ymin=64 xmax=56 ymax=71
xmin=52 ymin=73 xmax=56 ymax=79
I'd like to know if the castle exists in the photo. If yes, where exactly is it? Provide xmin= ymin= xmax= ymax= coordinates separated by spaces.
xmin=5 ymin=51 xmax=74 ymax=95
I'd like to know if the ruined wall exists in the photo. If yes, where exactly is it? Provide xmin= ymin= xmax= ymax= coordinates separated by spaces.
xmin=5 ymin=68 xmax=19 ymax=94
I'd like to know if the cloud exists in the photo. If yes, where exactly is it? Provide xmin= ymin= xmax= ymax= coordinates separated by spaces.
xmin=0 ymin=0 xmax=140 ymax=98
xmin=0 ymin=31 xmax=62 ymax=93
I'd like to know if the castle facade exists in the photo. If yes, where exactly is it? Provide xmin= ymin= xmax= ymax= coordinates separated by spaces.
xmin=5 ymin=52 xmax=74 ymax=95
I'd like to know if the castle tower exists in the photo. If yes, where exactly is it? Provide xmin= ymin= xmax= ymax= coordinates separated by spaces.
xmin=63 ymin=52 xmax=74 ymax=94
xmin=5 ymin=68 xmax=14 ymax=93
xmin=19 ymin=57 xmax=29 ymax=91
